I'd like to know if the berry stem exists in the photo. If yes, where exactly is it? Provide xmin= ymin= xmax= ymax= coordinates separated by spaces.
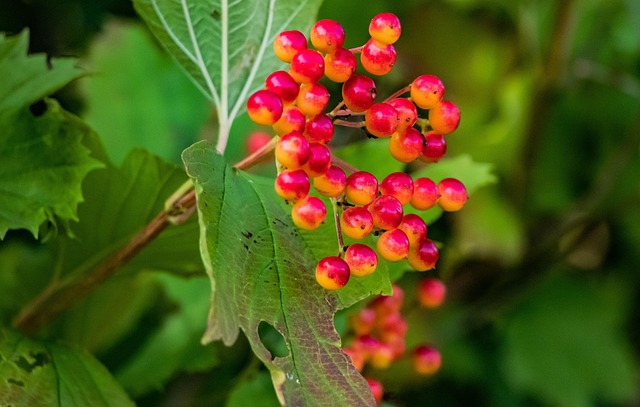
xmin=233 ymin=135 xmax=278 ymax=171
xmin=331 ymin=198 xmax=346 ymax=256
xmin=383 ymin=85 xmax=411 ymax=102
xmin=331 ymin=155 xmax=360 ymax=174
xmin=334 ymin=119 xmax=365 ymax=128
xmin=349 ymin=46 xmax=364 ymax=54
xmin=328 ymin=100 xmax=346 ymax=118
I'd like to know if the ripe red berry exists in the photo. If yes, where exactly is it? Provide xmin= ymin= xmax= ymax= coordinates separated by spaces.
xmin=302 ymin=142 xmax=332 ymax=177
xmin=274 ymin=169 xmax=310 ymax=201
xmin=411 ymin=177 xmax=440 ymax=210
xmin=366 ymin=377 xmax=384 ymax=404
xmin=290 ymin=49 xmax=325 ymax=83
xmin=304 ymin=113 xmax=334 ymax=143
xmin=364 ymin=103 xmax=399 ymax=137
xmin=310 ymin=19 xmax=345 ymax=53
xmin=412 ymin=344 xmax=441 ymax=375
xmin=245 ymin=131 xmax=272 ymax=155
xmin=369 ymin=12 xmax=401 ymax=45
xmin=429 ymin=100 xmax=460 ymax=134
xmin=272 ymin=106 xmax=306 ymax=136
xmin=291 ymin=195 xmax=326 ymax=230
xmin=352 ymin=334 xmax=380 ymax=358
xmin=361 ymin=39 xmax=396 ymax=76
xmin=344 ymin=243 xmax=378 ymax=277
xmin=377 ymin=228 xmax=410 ymax=262
xmin=316 ymin=256 xmax=350 ymax=290
xmin=340 ymin=206 xmax=374 ymax=240
xmin=275 ymin=131 xmax=310 ymax=169
xmin=418 ymin=278 xmax=446 ymax=308
xmin=247 ymin=89 xmax=283 ymax=125
xmin=273 ymin=30 xmax=308 ymax=63
xmin=296 ymin=82 xmax=330 ymax=116
xmin=397 ymin=214 xmax=428 ymax=247
xmin=345 ymin=171 xmax=378 ymax=205
xmin=437 ymin=177 xmax=467 ymax=211
xmin=342 ymin=74 xmax=377 ymax=113
xmin=421 ymin=132 xmax=447 ymax=163
xmin=389 ymin=127 xmax=424 ymax=163
xmin=387 ymin=98 xmax=418 ymax=132
xmin=410 ymin=75 xmax=445 ymax=109
xmin=313 ymin=165 xmax=346 ymax=197
xmin=407 ymin=238 xmax=438 ymax=271
xmin=324 ymin=48 xmax=357 ymax=83
xmin=379 ymin=172 xmax=414 ymax=205
xmin=369 ymin=195 xmax=403 ymax=230
xmin=264 ymin=70 xmax=299 ymax=104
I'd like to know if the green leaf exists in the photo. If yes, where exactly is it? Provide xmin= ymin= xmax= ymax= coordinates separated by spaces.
xmin=226 ymin=371 xmax=280 ymax=407
xmin=0 ymin=99 xmax=103 ymax=239
xmin=133 ymin=0 xmax=323 ymax=150
xmin=0 ymin=327 xmax=134 ymax=406
xmin=183 ymin=141 xmax=375 ymax=406
xmin=0 ymin=30 xmax=84 ymax=115
xmin=334 ymin=139 xmax=405 ymax=181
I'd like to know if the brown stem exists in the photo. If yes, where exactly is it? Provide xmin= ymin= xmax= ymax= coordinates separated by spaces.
xmin=331 ymin=155 xmax=360 ymax=174
xmin=334 ymin=119 xmax=364 ymax=128
xmin=349 ymin=46 xmax=363 ymax=54
xmin=383 ymin=85 xmax=411 ymax=102
xmin=233 ymin=135 xmax=278 ymax=170
xmin=328 ymin=101 xmax=346 ymax=118
xmin=330 ymin=198 xmax=345 ymax=256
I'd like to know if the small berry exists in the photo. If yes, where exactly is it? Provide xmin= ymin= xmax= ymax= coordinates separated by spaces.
xmin=410 ymin=75 xmax=445 ymax=109
xmin=310 ymin=19 xmax=345 ymax=54
xmin=397 ymin=214 xmax=427 ymax=247
xmin=379 ymin=172 xmax=414 ymax=205
xmin=377 ymin=228 xmax=410 ymax=262
xmin=343 ymin=347 xmax=365 ymax=371
xmin=247 ymin=89 xmax=283 ymax=125
xmin=361 ymin=39 xmax=396 ymax=76
xmin=421 ymin=132 xmax=447 ymax=162
xmin=370 ymin=284 xmax=404 ymax=314
xmin=352 ymin=334 xmax=380 ymax=358
xmin=412 ymin=344 xmax=441 ymax=375
xmin=378 ymin=312 xmax=408 ymax=341
xmin=290 ymin=49 xmax=325 ymax=83
xmin=291 ymin=195 xmax=326 ymax=230
xmin=418 ymin=278 xmax=446 ymax=308
xmin=245 ymin=131 xmax=272 ymax=155
xmin=369 ymin=12 xmax=401 ymax=45
xmin=387 ymin=98 xmax=418 ymax=132
xmin=369 ymin=195 xmax=403 ymax=230
xmin=344 ymin=243 xmax=378 ymax=277
xmin=366 ymin=377 xmax=384 ymax=404
xmin=274 ymin=169 xmax=310 ymax=201
xmin=340 ymin=206 xmax=374 ymax=240
xmin=313 ymin=165 xmax=346 ymax=197
xmin=265 ymin=70 xmax=299 ymax=104
xmin=429 ymin=100 xmax=460 ymax=134
xmin=316 ymin=256 xmax=350 ymax=290
xmin=385 ymin=332 xmax=407 ymax=358
xmin=342 ymin=74 xmax=377 ymax=113
xmin=324 ymin=48 xmax=357 ymax=83
xmin=296 ymin=82 xmax=330 ymax=116
xmin=365 ymin=103 xmax=399 ymax=137
xmin=407 ymin=238 xmax=438 ymax=271
xmin=345 ymin=171 xmax=378 ymax=205
xmin=272 ymin=106 xmax=306 ymax=136
xmin=370 ymin=342 xmax=394 ymax=369
xmin=275 ymin=131 xmax=310 ymax=169
xmin=411 ymin=177 xmax=440 ymax=210
xmin=304 ymin=113 xmax=334 ymax=143
xmin=274 ymin=30 xmax=308 ymax=63
xmin=302 ymin=142 xmax=332 ymax=177
xmin=351 ymin=308 xmax=376 ymax=336
xmin=389 ymin=127 xmax=424 ymax=163
xmin=437 ymin=178 xmax=467 ymax=211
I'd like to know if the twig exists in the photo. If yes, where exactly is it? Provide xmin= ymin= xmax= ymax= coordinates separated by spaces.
xmin=331 ymin=155 xmax=360 ymax=174
xmin=330 ymin=198 xmax=346 ymax=256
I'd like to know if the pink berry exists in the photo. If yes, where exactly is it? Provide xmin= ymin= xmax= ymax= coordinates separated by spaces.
xmin=310 ymin=19 xmax=345 ymax=53
xmin=413 ymin=344 xmax=441 ymax=375
xmin=245 ymin=131 xmax=272 ymax=155
xmin=247 ymin=89 xmax=283 ymax=125
xmin=379 ymin=172 xmax=414 ymax=205
xmin=364 ymin=103 xmax=399 ymax=138
xmin=275 ymin=131 xmax=310 ymax=169
xmin=377 ymin=228 xmax=410 ymax=262
xmin=387 ymin=98 xmax=418 ymax=132
xmin=274 ymin=169 xmax=310 ymax=201
xmin=397 ymin=214 xmax=427 ymax=247
xmin=296 ymin=82 xmax=330 ymax=116
xmin=344 ymin=243 xmax=378 ymax=277
xmin=272 ymin=106 xmax=306 ymax=136
xmin=369 ymin=12 xmax=401 ymax=45
xmin=429 ymin=100 xmax=460 ymax=134
xmin=418 ymin=278 xmax=446 ymax=308
xmin=342 ymin=74 xmax=376 ymax=113
xmin=304 ymin=113 xmax=334 ymax=143
xmin=437 ymin=178 xmax=467 ymax=211
xmin=324 ymin=48 xmax=357 ymax=83
xmin=290 ymin=49 xmax=325 ymax=83
xmin=410 ymin=75 xmax=445 ymax=109
xmin=264 ymin=70 xmax=299 ymax=104
xmin=369 ymin=195 xmax=403 ymax=230
xmin=291 ymin=195 xmax=326 ymax=230
xmin=407 ymin=238 xmax=438 ymax=271
xmin=313 ymin=165 xmax=346 ymax=197
xmin=411 ymin=177 xmax=440 ymax=210
xmin=389 ymin=127 xmax=424 ymax=163
xmin=273 ymin=30 xmax=308 ymax=63
xmin=366 ymin=377 xmax=384 ymax=404
xmin=302 ymin=142 xmax=332 ymax=177
xmin=340 ymin=206 xmax=374 ymax=240
xmin=421 ymin=132 xmax=446 ymax=163
xmin=361 ymin=39 xmax=396 ymax=76
xmin=316 ymin=256 xmax=350 ymax=290
xmin=351 ymin=307 xmax=376 ymax=336
xmin=345 ymin=171 xmax=378 ymax=205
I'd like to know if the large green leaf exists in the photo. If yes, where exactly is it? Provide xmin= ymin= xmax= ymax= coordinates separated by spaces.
xmin=0 ymin=327 xmax=134 ymax=406
xmin=133 ymin=0 xmax=323 ymax=151
xmin=0 ymin=99 xmax=103 ymax=239
xmin=183 ymin=141 xmax=375 ymax=406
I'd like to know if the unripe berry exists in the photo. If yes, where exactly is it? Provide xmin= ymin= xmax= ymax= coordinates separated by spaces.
xmin=397 ymin=214 xmax=427 ymax=247
xmin=379 ymin=172 xmax=414 ymax=205
xmin=366 ymin=377 xmax=384 ymax=404
xmin=351 ymin=307 xmax=376 ymax=336
xmin=302 ymin=142 xmax=332 ymax=177
xmin=304 ymin=113 xmax=334 ymax=143
xmin=410 ymin=75 xmax=445 ymax=109
xmin=324 ymin=48 xmax=357 ymax=83
xmin=340 ymin=206 xmax=374 ymax=240
xmin=310 ymin=19 xmax=345 ymax=54
xmin=421 ymin=132 xmax=446 ymax=163
xmin=342 ymin=74 xmax=377 ymax=113
xmin=345 ymin=171 xmax=378 ymax=205
xmin=377 ymin=228 xmax=410 ymax=262
xmin=369 ymin=12 xmax=401 ymax=45
xmin=274 ymin=169 xmax=310 ymax=201
xmin=264 ymin=70 xmax=299 ymax=104
xmin=316 ymin=256 xmax=350 ymax=290
xmin=418 ymin=278 xmax=446 ymax=308
xmin=273 ymin=30 xmax=308 ymax=63
xmin=407 ymin=238 xmax=438 ymax=271
xmin=361 ymin=39 xmax=396 ymax=76
xmin=296 ymin=82 xmax=330 ymax=116
xmin=290 ymin=49 xmax=325 ymax=83
xmin=429 ymin=100 xmax=460 ymax=134
xmin=364 ymin=103 xmax=399 ymax=137
xmin=389 ymin=127 xmax=424 ymax=163
xmin=275 ymin=131 xmax=309 ymax=169
xmin=387 ymin=98 xmax=418 ymax=132
xmin=247 ymin=89 xmax=283 ymax=125
xmin=272 ymin=106 xmax=306 ymax=136
xmin=344 ymin=243 xmax=378 ymax=277
xmin=412 ymin=344 xmax=441 ymax=375
xmin=437 ymin=177 xmax=467 ymax=211
xmin=411 ymin=177 xmax=440 ymax=210
xmin=291 ymin=195 xmax=326 ymax=230
xmin=313 ymin=165 xmax=346 ymax=197
xmin=369 ymin=195 xmax=403 ymax=230
xmin=245 ymin=131 xmax=272 ymax=155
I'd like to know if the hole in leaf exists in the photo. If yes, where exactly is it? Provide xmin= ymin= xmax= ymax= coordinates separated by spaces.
xmin=211 ymin=9 xmax=221 ymax=20
xmin=29 ymin=100 xmax=47 ymax=117
xmin=258 ymin=321 xmax=288 ymax=360
xmin=7 ymin=378 xmax=24 ymax=387
xmin=15 ymin=352 xmax=50 ymax=373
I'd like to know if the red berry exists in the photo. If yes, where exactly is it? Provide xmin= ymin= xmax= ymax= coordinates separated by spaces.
xmin=352 ymin=334 xmax=380 ymax=358
xmin=370 ymin=342 xmax=394 ymax=369
xmin=316 ymin=256 xmax=350 ymax=290
xmin=274 ymin=169 xmax=310 ymax=201
xmin=245 ymin=131 xmax=272 ymax=155
xmin=418 ymin=278 xmax=446 ymax=308
xmin=265 ymin=70 xmax=299 ymax=104
xmin=340 ymin=206 xmax=374 ymax=240
xmin=302 ymin=142 xmax=332 ymax=177
xmin=437 ymin=177 xmax=467 ymax=211
xmin=310 ymin=19 xmax=345 ymax=53
xmin=361 ymin=39 xmax=396 ymax=76
xmin=366 ymin=377 xmax=384 ymax=404
xmin=379 ymin=172 xmax=414 ymax=205
xmin=377 ymin=228 xmax=410 ymax=262
xmin=304 ymin=113 xmax=334 ymax=143
xmin=291 ymin=195 xmax=326 ymax=230
xmin=274 ymin=30 xmax=308 ymax=63
xmin=429 ymin=100 xmax=460 ymax=134
xmin=369 ymin=195 xmax=403 ymax=230
xmin=413 ymin=344 xmax=441 ymax=375
xmin=397 ymin=214 xmax=427 ymax=247
xmin=290 ymin=49 xmax=325 ymax=83
xmin=411 ymin=177 xmax=440 ymax=210
xmin=272 ymin=106 xmax=306 ymax=136
xmin=365 ymin=103 xmax=399 ymax=137
xmin=343 ymin=347 xmax=365 ymax=371
xmin=351 ymin=307 xmax=376 ymax=336
xmin=369 ymin=12 xmax=401 ymax=45
xmin=370 ymin=284 xmax=404 ymax=315
xmin=378 ymin=311 xmax=408 ymax=340
xmin=407 ymin=238 xmax=438 ymax=271
xmin=410 ymin=75 xmax=445 ymax=109
xmin=275 ymin=131 xmax=310 ymax=169
xmin=342 ymin=74 xmax=376 ymax=113
xmin=296 ymin=82 xmax=330 ymax=116
xmin=387 ymin=98 xmax=418 ymax=132
xmin=344 ymin=243 xmax=378 ymax=277
xmin=345 ymin=171 xmax=378 ymax=205
xmin=324 ymin=48 xmax=357 ymax=83
xmin=313 ymin=165 xmax=346 ymax=197
xmin=247 ymin=89 xmax=283 ymax=125
xmin=389 ymin=127 xmax=424 ymax=163
xmin=421 ymin=132 xmax=446 ymax=162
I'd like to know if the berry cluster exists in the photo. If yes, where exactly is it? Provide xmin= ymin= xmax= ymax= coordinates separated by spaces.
xmin=245 ymin=13 xmax=467 ymax=291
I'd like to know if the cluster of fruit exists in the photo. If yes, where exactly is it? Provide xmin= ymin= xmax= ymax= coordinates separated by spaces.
xmin=344 ymin=278 xmax=447 ymax=404
xmin=245 ymin=12 xmax=467 ymax=291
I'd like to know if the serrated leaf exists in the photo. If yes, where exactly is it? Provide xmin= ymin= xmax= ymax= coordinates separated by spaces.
xmin=183 ymin=141 xmax=375 ymax=407
xmin=0 ymin=327 xmax=134 ymax=406
xmin=0 ymin=99 xmax=103 ymax=239
xmin=133 ymin=0 xmax=322 ymax=150
xmin=0 ymin=30 xmax=84 ymax=115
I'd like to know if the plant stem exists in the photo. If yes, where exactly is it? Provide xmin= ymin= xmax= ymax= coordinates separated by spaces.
xmin=334 ymin=119 xmax=365 ymax=128
xmin=331 ymin=155 xmax=360 ymax=174
xmin=330 ymin=198 xmax=345 ymax=256
xmin=328 ymin=101 xmax=345 ymax=118
xmin=383 ymin=85 xmax=411 ymax=102
xmin=233 ymin=135 xmax=278 ymax=170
